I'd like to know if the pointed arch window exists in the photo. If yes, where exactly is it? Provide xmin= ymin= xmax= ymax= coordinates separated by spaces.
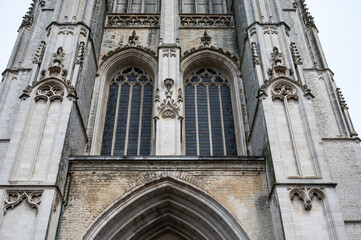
xmin=101 ymin=67 xmax=153 ymax=156
xmin=185 ymin=68 xmax=237 ymax=156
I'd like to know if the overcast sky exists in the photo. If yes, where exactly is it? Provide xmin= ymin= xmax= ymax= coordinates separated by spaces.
xmin=0 ymin=1 xmax=360 ymax=135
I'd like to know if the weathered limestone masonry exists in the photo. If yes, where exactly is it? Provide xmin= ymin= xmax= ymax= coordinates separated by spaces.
xmin=0 ymin=0 xmax=107 ymax=239
xmin=0 ymin=0 xmax=360 ymax=239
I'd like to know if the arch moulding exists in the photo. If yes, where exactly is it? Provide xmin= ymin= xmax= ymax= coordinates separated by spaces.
xmin=83 ymin=176 xmax=251 ymax=240
xmin=89 ymin=48 xmax=158 ymax=155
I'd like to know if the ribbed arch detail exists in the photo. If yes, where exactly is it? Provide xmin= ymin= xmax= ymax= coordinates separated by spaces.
xmin=83 ymin=177 xmax=251 ymax=240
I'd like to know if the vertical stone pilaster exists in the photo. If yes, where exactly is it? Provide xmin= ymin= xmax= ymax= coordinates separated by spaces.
xmin=155 ymin=0 xmax=182 ymax=155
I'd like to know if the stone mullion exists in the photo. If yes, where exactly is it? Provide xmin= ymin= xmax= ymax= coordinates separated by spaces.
xmin=124 ymin=84 xmax=133 ymax=155
xmin=218 ymin=86 xmax=226 ymax=156
xmin=137 ymin=85 xmax=145 ymax=155
xmin=111 ymin=84 xmax=122 ymax=156
xmin=195 ymin=85 xmax=200 ymax=156
xmin=206 ymin=85 xmax=213 ymax=156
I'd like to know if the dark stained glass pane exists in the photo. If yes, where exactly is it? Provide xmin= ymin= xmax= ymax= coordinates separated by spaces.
xmin=209 ymin=86 xmax=224 ymax=156
xmin=185 ymin=85 xmax=197 ymax=156
xmin=140 ymin=84 xmax=153 ymax=155
xmin=127 ymin=85 xmax=141 ymax=155
xmin=197 ymin=85 xmax=210 ymax=155
xmin=101 ymin=83 xmax=118 ymax=155
xmin=114 ymin=85 xmax=130 ymax=156
xmin=221 ymin=86 xmax=237 ymax=156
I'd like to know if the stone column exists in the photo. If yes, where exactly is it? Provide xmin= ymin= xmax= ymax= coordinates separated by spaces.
xmin=154 ymin=0 xmax=182 ymax=155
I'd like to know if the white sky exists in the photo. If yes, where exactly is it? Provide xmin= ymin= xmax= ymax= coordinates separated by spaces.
xmin=0 ymin=0 xmax=360 ymax=135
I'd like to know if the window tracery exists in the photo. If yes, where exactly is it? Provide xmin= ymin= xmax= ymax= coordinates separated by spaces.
xmin=101 ymin=67 xmax=153 ymax=156
xmin=185 ymin=68 xmax=237 ymax=156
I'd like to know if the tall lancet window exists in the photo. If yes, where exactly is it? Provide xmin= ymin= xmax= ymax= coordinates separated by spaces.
xmin=185 ymin=68 xmax=237 ymax=156
xmin=101 ymin=67 xmax=153 ymax=156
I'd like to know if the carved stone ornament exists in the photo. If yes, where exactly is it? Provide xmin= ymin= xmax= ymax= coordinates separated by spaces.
xmin=156 ymin=78 xmax=180 ymax=119
xmin=35 ymin=82 xmax=65 ymax=102
xmin=75 ymin=42 xmax=85 ymax=65
xmin=3 ymin=191 xmax=43 ymax=214
xmin=154 ymin=88 xmax=160 ymax=102
xmin=251 ymin=42 xmax=261 ymax=65
xmin=178 ymin=88 xmax=184 ymax=102
xmin=290 ymin=42 xmax=303 ymax=65
xmin=300 ymin=0 xmax=316 ymax=28
xmin=289 ymin=187 xmax=326 ymax=211
xmin=201 ymin=31 xmax=211 ymax=47
xmin=271 ymin=83 xmax=299 ymax=101
xmin=336 ymin=88 xmax=348 ymax=110
xmin=268 ymin=47 xmax=289 ymax=78
xmin=162 ymin=49 xmax=176 ymax=58
xmin=19 ymin=0 xmax=36 ymax=31
xmin=33 ymin=41 xmax=47 ymax=64
xmin=263 ymin=26 xmax=278 ymax=35
xmin=128 ymin=30 xmax=139 ymax=46
xmin=106 ymin=15 xmax=160 ymax=28
xmin=180 ymin=15 xmax=234 ymax=28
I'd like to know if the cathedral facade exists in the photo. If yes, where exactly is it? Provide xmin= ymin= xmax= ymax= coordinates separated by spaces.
xmin=0 ymin=0 xmax=360 ymax=239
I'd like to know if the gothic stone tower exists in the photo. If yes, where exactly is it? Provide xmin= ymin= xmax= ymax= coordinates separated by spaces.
xmin=0 ymin=0 xmax=360 ymax=239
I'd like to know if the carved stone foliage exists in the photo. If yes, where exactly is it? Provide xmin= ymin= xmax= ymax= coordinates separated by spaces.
xmin=34 ymin=82 xmax=65 ymax=102
xmin=289 ymin=187 xmax=326 ymax=211
xmin=128 ymin=30 xmax=139 ymax=45
xmin=201 ymin=31 xmax=211 ymax=47
xmin=336 ymin=88 xmax=348 ymax=110
xmin=183 ymin=46 xmax=238 ymax=63
xmin=19 ymin=0 xmax=36 ymax=31
xmin=75 ymin=42 xmax=85 ymax=65
xmin=106 ymin=15 xmax=160 ymax=28
xmin=290 ymin=42 xmax=303 ymax=65
xmin=101 ymin=45 xmax=156 ymax=62
xmin=33 ymin=41 xmax=47 ymax=64
xmin=3 ymin=191 xmax=43 ymax=214
xmin=251 ymin=42 xmax=261 ymax=65
xmin=271 ymin=83 xmax=299 ymax=101
xmin=179 ymin=15 xmax=234 ymax=28
xmin=299 ymin=0 xmax=316 ymax=28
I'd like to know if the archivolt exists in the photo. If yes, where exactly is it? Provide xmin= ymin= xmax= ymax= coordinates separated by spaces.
xmin=83 ymin=176 xmax=251 ymax=240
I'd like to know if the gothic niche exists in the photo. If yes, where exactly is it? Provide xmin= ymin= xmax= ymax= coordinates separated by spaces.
xmin=268 ymin=47 xmax=292 ymax=79
xmin=271 ymin=82 xmax=317 ymax=178
xmin=157 ymin=78 xmax=180 ymax=119
xmin=13 ymin=82 xmax=65 ymax=181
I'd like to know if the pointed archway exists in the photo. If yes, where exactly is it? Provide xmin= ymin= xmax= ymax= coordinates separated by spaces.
xmin=83 ymin=176 xmax=251 ymax=240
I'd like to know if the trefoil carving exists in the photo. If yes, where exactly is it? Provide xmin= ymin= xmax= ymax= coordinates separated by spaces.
xmin=289 ymin=187 xmax=326 ymax=211
xmin=106 ymin=15 xmax=160 ymax=28
xmin=35 ymin=82 xmax=65 ymax=102
xmin=180 ymin=15 xmax=234 ymax=28
xmin=3 ymin=191 xmax=43 ymax=214
xmin=271 ymin=83 xmax=299 ymax=101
